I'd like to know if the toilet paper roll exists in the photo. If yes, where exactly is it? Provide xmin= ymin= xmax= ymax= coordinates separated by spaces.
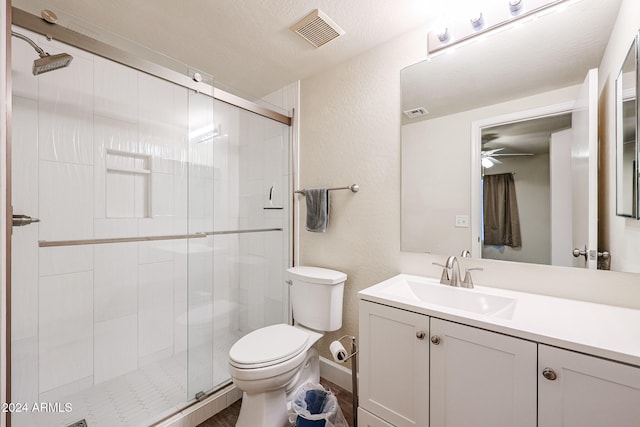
xmin=330 ymin=340 xmax=348 ymax=363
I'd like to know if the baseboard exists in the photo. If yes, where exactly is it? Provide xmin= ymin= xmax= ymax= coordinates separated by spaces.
xmin=319 ymin=356 xmax=355 ymax=393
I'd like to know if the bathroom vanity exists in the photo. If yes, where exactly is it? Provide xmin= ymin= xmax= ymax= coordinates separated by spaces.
xmin=357 ymin=274 xmax=640 ymax=427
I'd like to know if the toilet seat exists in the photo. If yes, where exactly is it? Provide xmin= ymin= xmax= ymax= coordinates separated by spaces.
xmin=229 ymin=324 xmax=309 ymax=369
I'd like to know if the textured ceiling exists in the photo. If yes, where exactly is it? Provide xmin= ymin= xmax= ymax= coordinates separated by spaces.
xmin=13 ymin=0 xmax=441 ymax=98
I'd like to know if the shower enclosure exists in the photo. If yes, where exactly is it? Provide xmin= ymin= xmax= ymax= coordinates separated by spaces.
xmin=9 ymin=19 xmax=291 ymax=427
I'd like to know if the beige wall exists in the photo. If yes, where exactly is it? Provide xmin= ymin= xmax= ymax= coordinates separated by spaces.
xmin=299 ymin=9 xmax=640 ymax=362
xmin=599 ymin=0 xmax=640 ymax=273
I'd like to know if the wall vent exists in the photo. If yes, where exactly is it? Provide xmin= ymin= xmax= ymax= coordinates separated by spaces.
xmin=404 ymin=107 xmax=429 ymax=118
xmin=291 ymin=9 xmax=345 ymax=48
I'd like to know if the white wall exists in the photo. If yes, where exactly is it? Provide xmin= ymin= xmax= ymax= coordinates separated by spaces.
xmin=299 ymin=17 xmax=640 ymax=362
xmin=599 ymin=0 xmax=640 ymax=273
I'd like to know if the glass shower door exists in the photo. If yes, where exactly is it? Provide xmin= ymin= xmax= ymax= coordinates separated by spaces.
xmin=10 ymin=22 xmax=291 ymax=427
xmin=185 ymin=91 xmax=293 ymax=396
xmin=186 ymin=82 xmax=215 ymax=398
xmin=10 ymin=28 xmax=193 ymax=427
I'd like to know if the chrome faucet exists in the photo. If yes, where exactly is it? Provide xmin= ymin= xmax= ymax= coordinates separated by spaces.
xmin=433 ymin=256 xmax=463 ymax=286
xmin=445 ymin=256 xmax=462 ymax=287
xmin=434 ymin=256 xmax=483 ymax=288
xmin=462 ymin=267 xmax=483 ymax=289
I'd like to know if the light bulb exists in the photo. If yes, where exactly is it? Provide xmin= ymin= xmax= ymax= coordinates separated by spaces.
xmin=436 ymin=27 xmax=450 ymax=43
xmin=470 ymin=12 xmax=485 ymax=31
xmin=509 ymin=0 xmax=524 ymax=16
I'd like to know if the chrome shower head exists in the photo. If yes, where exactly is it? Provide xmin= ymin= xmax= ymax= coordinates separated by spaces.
xmin=11 ymin=30 xmax=73 ymax=75
xmin=33 ymin=52 xmax=73 ymax=75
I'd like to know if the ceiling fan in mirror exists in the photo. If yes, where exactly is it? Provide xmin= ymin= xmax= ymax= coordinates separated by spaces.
xmin=481 ymin=146 xmax=534 ymax=168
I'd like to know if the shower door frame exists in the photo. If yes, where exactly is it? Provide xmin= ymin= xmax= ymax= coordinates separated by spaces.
xmin=2 ymin=5 xmax=293 ymax=426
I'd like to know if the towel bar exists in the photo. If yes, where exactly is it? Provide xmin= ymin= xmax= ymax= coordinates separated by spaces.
xmin=294 ymin=184 xmax=359 ymax=195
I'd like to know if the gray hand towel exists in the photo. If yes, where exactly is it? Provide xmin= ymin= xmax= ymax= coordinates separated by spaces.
xmin=305 ymin=188 xmax=329 ymax=232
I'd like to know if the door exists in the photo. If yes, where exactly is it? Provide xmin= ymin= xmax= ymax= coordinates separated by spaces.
xmin=571 ymin=68 xmax=598 ymax=268
xmin=429 ymin=318 xmax=537 ymax=427
xmin=538 ymin=345 xmax=640 ymax=426
xmin=359 ymin=300 xmax=430 ymax=427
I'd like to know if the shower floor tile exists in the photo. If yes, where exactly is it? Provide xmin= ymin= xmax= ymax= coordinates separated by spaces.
xmin=11 ymin=338 xmax=240 ymax=427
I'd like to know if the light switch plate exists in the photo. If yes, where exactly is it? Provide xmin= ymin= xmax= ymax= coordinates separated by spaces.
xmin=455 ymin=215 xmax=469 ymax=228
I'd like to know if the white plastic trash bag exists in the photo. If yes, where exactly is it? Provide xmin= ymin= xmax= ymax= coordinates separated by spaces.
xmin=290 ymin=382 xmax=349 ymax=427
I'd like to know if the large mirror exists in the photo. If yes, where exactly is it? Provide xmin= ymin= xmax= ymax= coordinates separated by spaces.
xmin=616 ymin=36 xmax=638 ymax=218
xmin=401 ymin=0 xmax=622 ymax=269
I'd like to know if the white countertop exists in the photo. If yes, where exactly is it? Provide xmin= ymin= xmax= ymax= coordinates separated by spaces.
xmin=358 ymin=274 xmax=640 ymax=367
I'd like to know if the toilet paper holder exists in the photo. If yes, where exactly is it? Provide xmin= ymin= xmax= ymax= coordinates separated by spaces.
xmin=330 ymin=335 xmax=358 ymax=427
xmin=330 ymin=335 xmax=358 ymax=363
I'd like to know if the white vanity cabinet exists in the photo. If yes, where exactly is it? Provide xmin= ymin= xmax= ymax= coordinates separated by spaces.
xmin=429 ymin=318 xmax=537 ymax=427
xmin=359 ymin=300 xmax=430 ymax=427
xmin=538 ymin=344 xmax=640 ymax=427
xmin=359 ymin=301 xmax=536 ymax=427
xmin=358 ymin=274 xmax=640 ymax=427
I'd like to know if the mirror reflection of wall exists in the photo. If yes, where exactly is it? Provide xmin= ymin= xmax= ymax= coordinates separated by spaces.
xmin=480 ymin=114 xmax=572 ymax=266
xmin=616 ymin=37 xmax=638 ymax=218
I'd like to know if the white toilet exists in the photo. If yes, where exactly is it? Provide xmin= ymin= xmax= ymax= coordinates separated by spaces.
xmin=228 ymin=266 xmax=347 ymax=427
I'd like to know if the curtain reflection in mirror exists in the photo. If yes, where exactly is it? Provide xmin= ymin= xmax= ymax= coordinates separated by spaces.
xmin=483 ymin=173 xmax=522 ymax=248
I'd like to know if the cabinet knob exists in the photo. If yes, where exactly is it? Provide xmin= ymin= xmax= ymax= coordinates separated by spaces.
xmin=416 ymin=331 xmax=426 ymax=340
xmin=542 ymin=367 xmax=557 ymax=381
xmin=430 ymin=335 xmax=441 ymax=345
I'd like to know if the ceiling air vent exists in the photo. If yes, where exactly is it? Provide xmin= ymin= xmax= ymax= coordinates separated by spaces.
xmin=404 ymin=107 xmax=429 ymax=119
xmin=291 ymin=9 xmax=345 ymax=48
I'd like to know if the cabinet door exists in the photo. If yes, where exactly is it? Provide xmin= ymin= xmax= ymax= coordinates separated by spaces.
xmin=430 ymin=318 xmax=537 ymax=427
xmin=538 ymin=344 xmax=640 ymax=427
xmin=358 ymin=408 xmax=395 ymax=427
xmin=359 ymin=300 xmax=430 ymax=427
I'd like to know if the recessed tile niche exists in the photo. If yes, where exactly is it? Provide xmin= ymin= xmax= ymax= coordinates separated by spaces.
xmin=105 ymin=149 xmax=151 ymax=218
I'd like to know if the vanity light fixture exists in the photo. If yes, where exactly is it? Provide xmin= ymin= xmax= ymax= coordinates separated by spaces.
xmin=427 ymin=0 xmax=579 ymax=56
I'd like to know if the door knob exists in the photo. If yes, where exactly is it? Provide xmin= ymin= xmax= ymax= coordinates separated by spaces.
xmin=542 ymin=367 xmax=557 ymax=381
xmin=416 ymin=331 xmax=426 ymax=340
xmin=430 ymin=335 xmax=441 ymax=345
xmin=12 ymin=214 xmax=40 ymax=227
xmin=572 ymin=246 xmax=588 ymax=261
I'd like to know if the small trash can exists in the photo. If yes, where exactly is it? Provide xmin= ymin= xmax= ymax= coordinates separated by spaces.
xmin=292 ymin=382 xmax=348 ymax=427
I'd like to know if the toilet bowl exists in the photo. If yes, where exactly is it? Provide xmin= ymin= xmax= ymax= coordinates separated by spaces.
xmin=228 ymin=266 xmax=346 ymax=427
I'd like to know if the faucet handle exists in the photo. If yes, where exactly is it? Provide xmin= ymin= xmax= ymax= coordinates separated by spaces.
xmin=432 ymin=262 xmax=450 ymax=285
xmin=462 ymin=267 xmax=483 ymax=289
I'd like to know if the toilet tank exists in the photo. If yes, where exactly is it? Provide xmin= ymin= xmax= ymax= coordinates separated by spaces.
xmin=286 ymin=266 xmax=346 ymax=332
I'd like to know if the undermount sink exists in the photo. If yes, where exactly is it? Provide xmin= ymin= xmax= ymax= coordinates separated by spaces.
xmin=378 ymin=276 xmax=517 ymax=319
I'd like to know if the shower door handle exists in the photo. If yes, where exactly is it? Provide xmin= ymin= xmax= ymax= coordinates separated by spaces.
xmin=12 ymin=214 xmax=40 ymax=227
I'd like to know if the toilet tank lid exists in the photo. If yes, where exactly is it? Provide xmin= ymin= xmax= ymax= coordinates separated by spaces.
xmin=287 ymin=266 xmax=347 ymax=285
